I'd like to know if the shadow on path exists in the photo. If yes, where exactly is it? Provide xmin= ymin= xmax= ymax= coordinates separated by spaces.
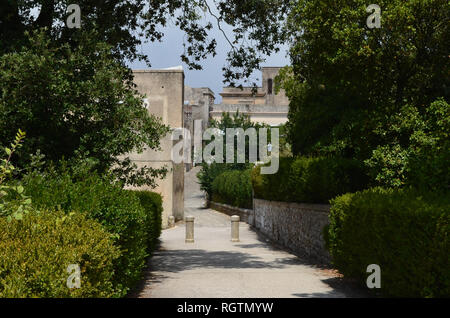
xmin=149 ymin=249 xmax=288 ymax=272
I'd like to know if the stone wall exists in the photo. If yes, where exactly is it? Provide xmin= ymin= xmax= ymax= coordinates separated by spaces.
xmin=251 ymin=199 xmax=331 ymax=265
xmin=209 ymin=201 xmax=252 ymax=223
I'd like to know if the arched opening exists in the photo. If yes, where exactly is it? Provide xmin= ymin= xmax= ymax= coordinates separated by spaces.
xmin=267 ymin=78 xmax=273 ymax=95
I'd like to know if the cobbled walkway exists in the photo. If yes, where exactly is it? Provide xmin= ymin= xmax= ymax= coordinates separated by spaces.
xmin=133 ymin=167 xmax=365 ymax=298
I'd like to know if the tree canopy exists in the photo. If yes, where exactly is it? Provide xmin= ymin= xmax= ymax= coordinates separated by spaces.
xmin=280 ymin=0 xmax=449 ymax=189
xmin=0 ymin=1 xmax=292 ymax=186
xmin=0 ymin=31 xmax=169 ymax=186
xmin=0 ymin=0 xmax=291 ymax=86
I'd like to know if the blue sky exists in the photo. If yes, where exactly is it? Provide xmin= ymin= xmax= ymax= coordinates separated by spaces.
xmin=30 ymin=3 xmax=289 ymax=103
xmin=128 ymin=15 xmax=290 ymax=103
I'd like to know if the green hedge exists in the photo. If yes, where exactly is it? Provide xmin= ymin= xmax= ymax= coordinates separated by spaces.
xmin=196 ymin=162 xmax=232 ymax=201
xmin=128 ymin=190 xmax=163 ymax=251
xmin=326 ymin=188 xmax=450 ymax=297
xmin=252 ymin=156 xmax=369 ymax=204
xmin=0 ymin=210 xmax=120 ymax=297
xmin=212 ymin=169 xmax=252 ymax=209
xmin=23 ymin=171 xmax=163 ymax=296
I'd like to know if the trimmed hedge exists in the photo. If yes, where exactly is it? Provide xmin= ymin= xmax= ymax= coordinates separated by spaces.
xmin=23 ymin=172 xmax=163 ymax=296
xmin=212 ymin=169 xmax=252 ymax=209
xmin=252 ymin=156 xmax=369 ymax=204
xmin=0 ymin=210 xmax=120 ymax=298
xmin=128 ymin=190 xmax=163 ymax=251
xmin=196 ymin=162 xmax=232 ymax=201
xmin=326 ymin=188 xmax=450 ymax=297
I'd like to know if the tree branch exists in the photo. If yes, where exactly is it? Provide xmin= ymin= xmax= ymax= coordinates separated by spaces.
xmin=34 ymin=0 xmax=55 ymax=29
xmin=201 ymin=0 xmax=236 ymax=51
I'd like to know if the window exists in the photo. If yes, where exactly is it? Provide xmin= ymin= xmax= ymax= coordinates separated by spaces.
xmin=267 ymin=78 xmax=273 ymax=95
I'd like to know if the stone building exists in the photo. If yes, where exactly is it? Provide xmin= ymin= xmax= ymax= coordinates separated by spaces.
xmin=184 ymin=86 xmax=215 ymax=130
xmin=183 ymin=86 xmax=215 ymax=170
xmin=127 ymin=67 xmax=185 ymax=228
xmin=210 ymin=67 xmax=289 ymax=126
xmin=124 ymin=66 xmax=288 ymax=228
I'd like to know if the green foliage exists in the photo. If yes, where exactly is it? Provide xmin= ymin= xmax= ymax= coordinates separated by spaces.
xmin=212 ymin=169 xmax=253 ymax=209
xmin=127 ymin=190 xmax=163 ymax=251
xmin=197 ymin=112 xmax=263 ymax=200
xmin=1 ymin=1 xmax=290 ymax=87
xmin=364 ymin=99 xmax=450 ymax=190
xmin=23 ymin=167 xmax=161 ymax=296
xmin=278 ymin=124 xmax=293 ymax=158
xmin=0 ymin=130 xmax=33 ymax=221
xmin=283 ymin=0 xmax=449 ymax=189
xmin=197 ymin=162 xmax=232 ymax=201
xmin=252 ymin=156 xmax=369 ymax=204
xmin=0 ymin=31 xmax=169 ymax=187
xmin=0 ymin=209 xmax=120 ymax=298
xmin=0 ymin=130 xmax=25 ymax=184
xmin=326 ymin=188 xmax=450 ymax=297
xmin=208 ymin=111 xmax=269 ymax=169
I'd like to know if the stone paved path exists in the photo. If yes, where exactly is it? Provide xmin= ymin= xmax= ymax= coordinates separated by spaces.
xmin=134 ymin=167 xmax=365 ymax=298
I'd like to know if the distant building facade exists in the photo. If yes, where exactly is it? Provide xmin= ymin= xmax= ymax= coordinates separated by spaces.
xmin=125 ymin=67 xmax=289 ymax=228
xmin=127 ymin=68 xmax=185 ymax=228
xmin=183 ymin=86 xmax=215 ymax=170
xmin=210 ymin=67 xmax=289 ymax=126
xmin=184 ymin=86 xmax=215 ymax=129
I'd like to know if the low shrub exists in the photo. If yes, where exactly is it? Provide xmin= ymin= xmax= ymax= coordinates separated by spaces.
xmin=127 ymin=190 xmax=163 ymax=251
xmin=326 ymin=187 xmax=450 ymax=297
xmin=212 ymin=169 xmax=252 ymax=209
xmin=252 ymin=156 xmax=369 ymax=204
xmin=0 ymin=209 xmax=120 ymax=298
xmin=23 ymin=170 xmax=160 ymax=296
xmin=196 ymin=162 xmax=232 ymax=201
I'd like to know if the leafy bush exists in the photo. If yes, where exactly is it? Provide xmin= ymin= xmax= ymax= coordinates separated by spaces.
xmin=284 ymin=0 xmax=449 ymax=163
xmin=0 ymin=210 xmax=120 ymax=298
xmin=197 ymin=111 xmax=267 ymax=202
xmin=23 ymin=169 xmax=159 ymax=296
xmin=252 ymin=156 xmax=369 ymax=204
xmin=127 ymin=190 xmax=163 ymax=251
xmin=0 ymin=129 xmax=33 ymax=221
xmin=365 ymin=99 xmax=450 ymax=190
xmin=0 ymin=31 xmax=169 ymax=187
xmin=405 ymin=99 xmax=450 ymax=191
xmin=197 ymin=162 xmax=232 ymax=201
xmin=326 ymin=188 xmax=450 ymax=297
xmin=212 ymin=169 xmax=253 ymax=209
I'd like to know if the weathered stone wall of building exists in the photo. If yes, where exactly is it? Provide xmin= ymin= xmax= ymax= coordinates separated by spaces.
xmin=215 ymin=67 xmax=290 ymax=125
xmin=127 ymin=69 xmax=185 ymax=228
xmin=220 ymin=87 xmax=266 ymax=105
xmin=261 ymin=67 xmax=290 ymax=106
xmin=250 ymin=199 xmax=331 ymax=265
xmin=184 ymin=86 xmax=214 ymax=129
xmin=210 ymin=104 xmax=289 ymax=126
xmin=183 ymin=86 xmax=215 ymax=170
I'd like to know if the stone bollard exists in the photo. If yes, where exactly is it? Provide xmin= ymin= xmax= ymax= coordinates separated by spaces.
xmin=185 ymin=216 xmax=195 ymax=243
xmin=231 ymin=215 xmax=240 ymax=242
xmin=168 ymin=216 xmax=175 ymax=228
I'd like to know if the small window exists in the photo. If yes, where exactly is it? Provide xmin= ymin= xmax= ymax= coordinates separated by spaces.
xmin=267 ymin=78 xmax=273 ymax=95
